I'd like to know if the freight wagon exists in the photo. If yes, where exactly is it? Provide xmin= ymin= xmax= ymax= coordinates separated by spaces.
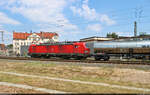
xmin=85 ymin=39 xmax=150 ymax=60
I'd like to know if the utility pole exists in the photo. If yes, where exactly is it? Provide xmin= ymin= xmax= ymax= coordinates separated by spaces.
xmin=134 ymin=6 xmax=143 ymax=37
xmin=134 ymin=21 xmax=137 ymax=37
xmin=0 ymin=31 xmax=4 ymax=44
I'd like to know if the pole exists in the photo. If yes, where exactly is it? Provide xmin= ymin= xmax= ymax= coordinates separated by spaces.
xmin=134 ymin=21 xmax=137 ymax=37
xmin=0 ymin=31 xmax=4 ymax=44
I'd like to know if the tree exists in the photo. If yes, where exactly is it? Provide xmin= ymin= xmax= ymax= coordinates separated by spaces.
xmin=107 ymin=32 xmax=118 ymax=38
xmin=139 ymin=32 xmax=148 ymax=36
xmin=6 ymin=44 xmax=13 ymax=49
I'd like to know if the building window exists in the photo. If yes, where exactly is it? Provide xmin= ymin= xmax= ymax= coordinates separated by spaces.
xmin=54 ymin=36 xmax=57 ymax=39
xmin=37 ymin=38 xmax=40 ymax=41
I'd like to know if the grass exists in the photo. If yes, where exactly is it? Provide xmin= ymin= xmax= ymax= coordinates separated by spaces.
xmin=0 ymin=85 xmax=45 ymax=93
xmin=0 ymin=73 xmax=147 ymax=94
xmin=0 ymin=59 xmax=150 ymax=93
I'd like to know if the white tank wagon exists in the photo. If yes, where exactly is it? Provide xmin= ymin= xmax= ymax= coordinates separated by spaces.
xmin=85 ymin=40 xmax=150 ymax=60
xmin=94 ymin=40 xmax=150 ymax=48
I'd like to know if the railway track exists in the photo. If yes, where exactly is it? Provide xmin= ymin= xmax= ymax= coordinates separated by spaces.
xmin=0 ymin=56 xmax=150 ymax=65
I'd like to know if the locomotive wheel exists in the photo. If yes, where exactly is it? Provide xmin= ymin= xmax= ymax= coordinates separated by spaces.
xmin=75 ymin=57 xmax=81 ymax=60
xmin=41 ymin=56 xmax=45 ymax=59
xmin=75 ymin=56 xmax=87 ymax=60
xmin=30 ymin=55 xmax=34 ymax=58
xmin=63 ymin=57 xmax=70 ymax=59
xmin=45 ymin=55 xmax=51 ymax=58
xmin=82 ymin=57 xmax=87 ymax=60
xmin=62 ymin=56 xmax=70 ymax=59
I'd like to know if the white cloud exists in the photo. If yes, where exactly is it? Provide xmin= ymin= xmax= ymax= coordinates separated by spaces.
xmin=5 ymin=0 xmax=66 ymax=23
xmin=100 ymin=14 xmax=116 ymax=25
xmin=70 ymin=1 xmax=99 ymax=21
xmin=87 ymin=24 xmax=102 ymax=32
xmin=0 ymin=12 xmax=21 ymax=25
xmin=0 ymin=25 xmax=3 ymax=29
xmin=0 ymin=0 xmax=78 ymax=31
xmin=0 ymin=0 xmax=82 ymax=42
xmin=70 ymin=0 xmax=116 ymax=26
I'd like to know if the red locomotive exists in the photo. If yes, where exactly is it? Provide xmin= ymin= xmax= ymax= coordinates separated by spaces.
xmin=28 ymin=42 xmax=91 ymax=60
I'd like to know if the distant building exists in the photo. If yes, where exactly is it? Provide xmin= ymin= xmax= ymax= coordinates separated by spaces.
xmin=0 ymin=44 xmax=6 ymax=50
xmin=0 ymin=44 xmax=7 ymax=56
xmin=116 ymin=35 xmax=150 ymax=41
xmin=80 ymin=36 xmax=114 ymax=42
xmin=13 ymin=31 xmax=59 ymax=55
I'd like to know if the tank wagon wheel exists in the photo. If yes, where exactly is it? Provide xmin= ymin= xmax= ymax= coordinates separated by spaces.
xmin=103 ymin=56 xmax=110 ymax=61
xmin=95 ymin=56 xmax=101 ymax=61
xmin=94 ymin=55 xmax=110 ymax=61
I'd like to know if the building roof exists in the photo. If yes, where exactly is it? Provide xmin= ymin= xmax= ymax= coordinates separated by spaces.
xmin=13 ymin=32 xmax=58 ymax=40
xmin=115 ymin=35 xmax=150 ymax=40
xmin=80 ymin=36 xmax=114 ymax=42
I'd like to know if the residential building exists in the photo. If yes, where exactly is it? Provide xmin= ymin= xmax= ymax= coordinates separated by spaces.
xmin=13 ymin=31 xmax=59 ymax=55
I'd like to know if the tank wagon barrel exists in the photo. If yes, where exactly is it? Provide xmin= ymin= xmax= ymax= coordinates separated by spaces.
xmin=89 ymin=40 xmax=150 ymax=60
xmin=94 ymin=40 xmax=150 ymax=48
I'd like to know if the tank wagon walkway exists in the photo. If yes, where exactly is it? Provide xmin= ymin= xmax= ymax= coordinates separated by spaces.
xmin=1 ymin=71 xmax=150 ymax=92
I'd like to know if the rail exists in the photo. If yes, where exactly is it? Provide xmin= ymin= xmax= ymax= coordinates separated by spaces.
xmin=0 ymin=56 xmax=149 ymax=65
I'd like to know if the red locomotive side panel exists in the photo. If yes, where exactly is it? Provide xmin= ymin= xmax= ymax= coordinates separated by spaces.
xmin=28 ymin=42 xmax=91 ymax=58
xmin=47 ymin=45 xmax=59 ymax=54
xmin=58 ymin=44 xmax=74 ymax=54
xmin=28 ymin=44 xmax=36 ymax=54
xmin=35 ymin=45 xmax=47 ymax=53
xmin=73 ymin=42 xmax=90 ymax=54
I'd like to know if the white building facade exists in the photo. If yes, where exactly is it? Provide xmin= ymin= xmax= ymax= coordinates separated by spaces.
xmin=13 ymin=32 xmax=58 ymax=55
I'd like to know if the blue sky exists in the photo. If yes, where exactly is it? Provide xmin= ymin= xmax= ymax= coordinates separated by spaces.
xmin=0 ymin=0 xmax=150 ymax=44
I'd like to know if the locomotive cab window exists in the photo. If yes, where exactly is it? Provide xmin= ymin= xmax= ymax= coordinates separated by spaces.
xmin=32 ymin=46 xmax=36 ymax=49
xmin=74 ymin=45 xmax=78 ymax=48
